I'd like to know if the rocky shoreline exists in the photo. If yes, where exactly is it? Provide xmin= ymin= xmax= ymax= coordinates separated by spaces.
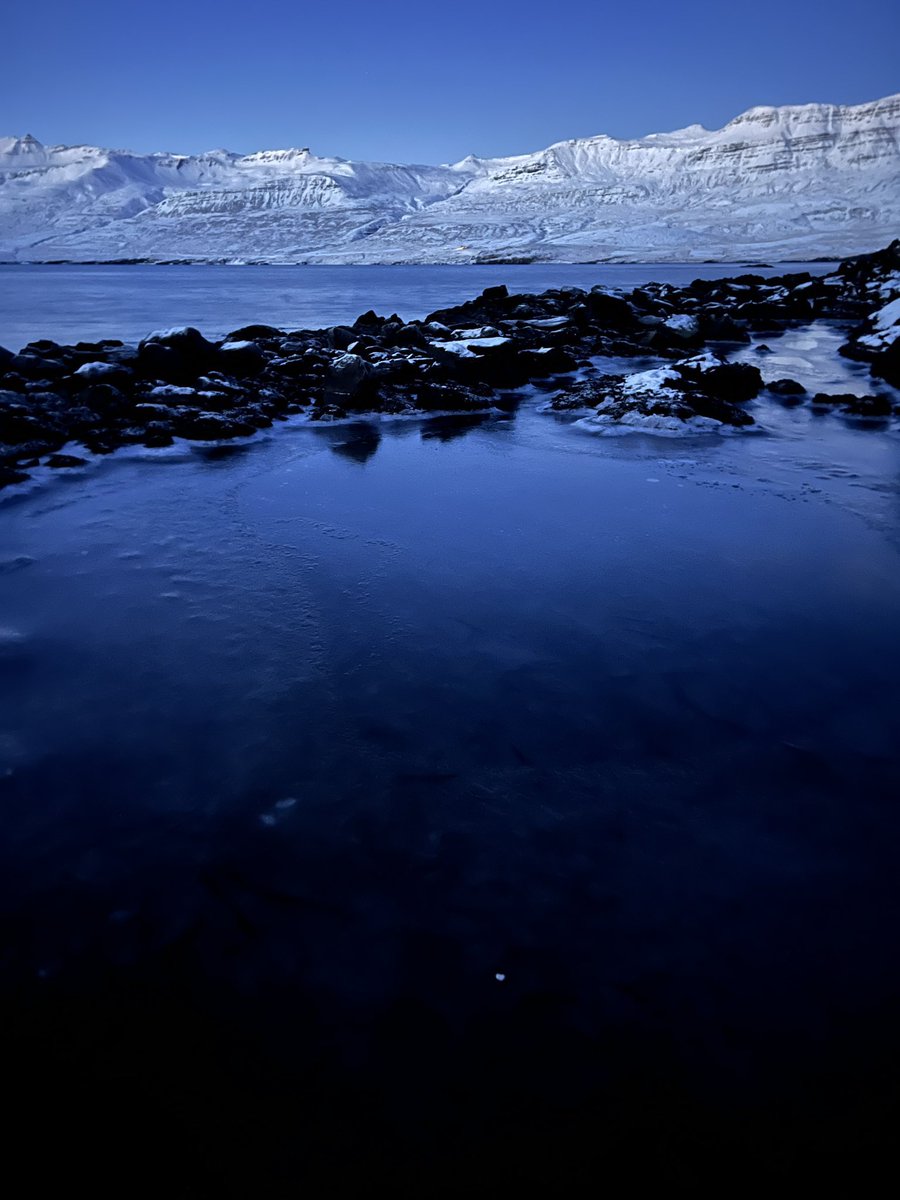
xmin=2 ymin=241 xmax=898 ymax=489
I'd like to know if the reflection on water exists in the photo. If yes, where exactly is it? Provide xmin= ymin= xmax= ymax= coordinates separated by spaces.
xmin=420 ymin=413 xmax=494 ymax=443
xmin=321 ymin=421 xmax=383 ymax=464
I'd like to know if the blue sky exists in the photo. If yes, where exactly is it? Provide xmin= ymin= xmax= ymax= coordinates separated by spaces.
xmin=3 ymin=0 xmax=898 ymax=161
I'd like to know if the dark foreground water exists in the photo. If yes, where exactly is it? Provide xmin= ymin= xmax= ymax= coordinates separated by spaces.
xmin=0 ymin=260 xmax=837 ymax=350
xmin=2 ymin=309 xmax=900 ymax=1183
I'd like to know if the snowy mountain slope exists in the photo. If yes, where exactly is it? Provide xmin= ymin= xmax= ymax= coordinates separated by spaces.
xmin=1 ymin=94 xmax=898 ymax=263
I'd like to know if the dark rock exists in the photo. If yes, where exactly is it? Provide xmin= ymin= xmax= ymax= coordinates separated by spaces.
xmin=269 ymin=355 xmax=322 ymax=382
xmin=105 ymin=346 xmax=141 ymax=368
xmin=1 ymin=438 xmax=60 ymax=462
xmin=480 ymin=285 xmax=509 ymax=302
xmin=585 ymin=291 xmax=636 ymax=331
xmin=0 ymin=403 xmax=60 ymax=446
xmin=241 ymin=406 xmax=275 ymax=428
xmin=659 ymin=315 xmax=701 ymax=345
xmin=383 ymin=323 xmax=428 ymax=350
xmin=217 ymin=340 xmax=267 ymax=377
xmin=353 ymin=310 xmax=386 ymax=331
xmin=326 ymin=326 xmax=358 ymax=351
xmin=838 ymin=238 xmax=900 ymax=286
xmin=226 ymin=325 xmax=285 ymax=341
xmin=46 ymin=453 xmax=89 ymax=468
xmin=141 ymin=325 xmax=215 ymax=356
xmin=72 ymin=361 xmax=133 ymax=387
xmin=9 ymin=353 xmax=67 ymax=381
xmin=870 ymin=341 xmax=900 ymax=389
xmin=840 ymin=393 xmax=893 ymax=418
xmin=356 ymin=378 xmax=493 ymax=418
xmin=141 ymin=424 xmax=176 ymax=447
xmin=0 ymin=464 xmax=30 ymax=487
xmin=412 ymin=381 xmax=494 ymax=413
xmin=371 ymin=357 xmax=421 ymax=385
xmin=564 ymin=303 xmax=593 ymax=333
xmin=197 ymin=372 xmax=245 ymax=394
xmin=629 ymin=287 xmax=664 ymax=314
xmin=61 ymin=406 xmax=104 ymax=434
xmin=767 ymin=378 xmax=807 ymax=395
xmin=676 ymin=360 xmax=762 ymax=403
xmin=326 ymin=353 xmax=375 ymax=400
xmin=171 ymin=412 xmax=256 ymax=440
xmin=379 ymin=321 xmax=403 ymax=344
xmin=684 ymin=393 xmax=755 ymax=425
xmin=79 ymin=383 xmax=127 ymax=413
xmin=837 ymin=289 xmax=899 ymax=374
xmin=138 ymin=326 xmax=216 ymax=384
xmin=77 ymin=435 xmax=116 ymax=454
xmin=74 ymin=339 xmax=125 ymax=352
xmin=137 ymin=341 xmax=191 ymax=385
xmin=543 ymin=380 xmax=605 ymax=412
xmin=699 ymin=311 xmax=752 ymax=342
xmin=445 ymin=338 xmax=530 ymax=389
xmin=519 ymin=347 xmax=577 ymax=376
xmin=132 ymin=403 xmax=177 ymax=422
xmin=736 ymin=301 xmax=791 ymax=328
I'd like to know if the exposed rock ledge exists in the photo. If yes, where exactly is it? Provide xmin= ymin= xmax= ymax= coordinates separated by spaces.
xmin=1 ymin=241 xmax=898 ymax=488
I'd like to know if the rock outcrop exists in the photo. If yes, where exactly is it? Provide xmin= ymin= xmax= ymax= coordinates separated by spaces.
xmin=1 ymin=244 xmax=898 ymax=486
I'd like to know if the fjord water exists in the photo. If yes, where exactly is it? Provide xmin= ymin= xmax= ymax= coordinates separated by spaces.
xmin=0 ymin=260 xmax=836 ymax=349
xmin=2 ymin=271 xmax=899 ymax=1179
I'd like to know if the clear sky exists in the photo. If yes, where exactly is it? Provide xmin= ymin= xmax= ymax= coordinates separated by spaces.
xmin=3 ymin=0 xmax=898 ymax=162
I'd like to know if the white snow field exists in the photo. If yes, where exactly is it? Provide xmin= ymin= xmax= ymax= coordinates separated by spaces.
xmin=1 ymin=94 xmax=898 ymax=264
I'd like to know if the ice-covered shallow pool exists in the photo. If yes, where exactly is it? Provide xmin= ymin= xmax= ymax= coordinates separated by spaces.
xmin=2 ymin=318 xmax=899 ymax=1185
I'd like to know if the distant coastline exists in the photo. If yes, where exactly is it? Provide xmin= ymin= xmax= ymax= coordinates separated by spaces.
xmin=0 ymin=256 xmax=842 ymax=267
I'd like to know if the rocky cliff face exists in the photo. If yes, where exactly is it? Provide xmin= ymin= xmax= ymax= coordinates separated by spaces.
xmin=1 ymin=94 xmax=898 ymax=264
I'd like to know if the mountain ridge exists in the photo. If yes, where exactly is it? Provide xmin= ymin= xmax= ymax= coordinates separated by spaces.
xmin=2 ymin=93 xmax=898 ymax=264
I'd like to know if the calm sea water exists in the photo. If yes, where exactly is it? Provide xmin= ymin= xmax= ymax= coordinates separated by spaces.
xmin=1 ymin=268 xmax=898 ymax=1182
xmin=0 ymin=261 xmax=836 ymax=350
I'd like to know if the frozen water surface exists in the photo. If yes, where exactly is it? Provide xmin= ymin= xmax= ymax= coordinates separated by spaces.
xmin=1 ymin=270 xmax=899 ymax=1181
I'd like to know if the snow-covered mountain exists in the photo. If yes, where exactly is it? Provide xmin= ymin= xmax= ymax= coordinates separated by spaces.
xmin=2 ymin=94 xmax=898 ymax=264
